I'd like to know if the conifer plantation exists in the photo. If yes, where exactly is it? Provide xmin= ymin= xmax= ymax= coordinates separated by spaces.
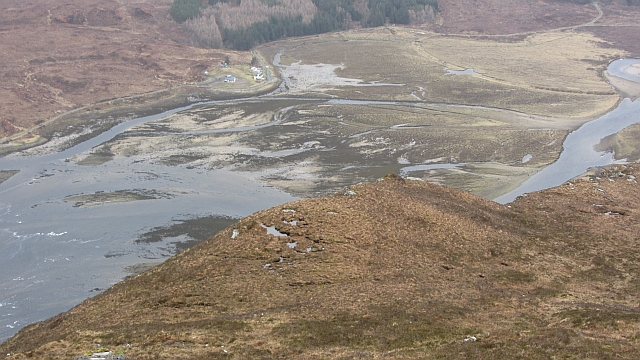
xmin=172 ymin=0 xmax=438 ymax=50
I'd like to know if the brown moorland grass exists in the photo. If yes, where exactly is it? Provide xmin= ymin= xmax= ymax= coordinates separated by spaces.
xmin=432 ymin=0 xmax=599 ymax=35
xmin=616 ymin=124 xmax=640 ymax=162
xmin=2 ymin=167 xmax=639 ymax=359
xmin=0 ymin=0 xmax=249 ymax=140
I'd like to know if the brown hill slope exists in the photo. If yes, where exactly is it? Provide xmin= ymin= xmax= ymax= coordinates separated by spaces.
xmin=431 ymin=0 xmax=640 ymax=56
xmin=0 ymin=0 xmax=241 ymax=139
xmin=433 ymin=0 xmax=598 ymax=34
xmin=1 ymin=168 xmax=639 ymax=359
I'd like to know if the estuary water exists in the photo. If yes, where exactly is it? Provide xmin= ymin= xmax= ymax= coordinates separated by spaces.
xmin=0 ymin=58 xmax=639 ymax=343
xmin=0 ymin=102 xmax=298 ymax=342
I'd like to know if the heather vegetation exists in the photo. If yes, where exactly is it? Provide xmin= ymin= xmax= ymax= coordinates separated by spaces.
xmin=174 ymin=0 xmax=438 ymax=49
xmin=553 ymin=0 xmax=638 ymax=4
xmin=4 ymin=170 xmax=640 ymax=358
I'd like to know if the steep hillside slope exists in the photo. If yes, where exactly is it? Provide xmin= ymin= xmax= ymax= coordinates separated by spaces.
xmin=2 ymin=168 xmax=639 ymax=359
xmin=0 ymin=0 xmax=241 ymax=139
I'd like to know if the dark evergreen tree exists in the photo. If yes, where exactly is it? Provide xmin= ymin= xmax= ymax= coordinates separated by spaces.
xmin=222 ymin=6 xmax=348 ymax=50
xmin=170 ymin=0 xmax=203 ymax=23
xmin=365 ymin=7 xmax=385 ymax=27
xmin=193 ymin=0 xmax=438 ymax=50
xmin=209 ymin=0 xmax=240 ymax=4
xmin=364 ymin=0 xmax=437 ymax=26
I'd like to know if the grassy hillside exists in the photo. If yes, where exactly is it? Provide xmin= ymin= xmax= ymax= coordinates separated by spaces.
xmin=2 ymin=167 xmax=639 ymax=359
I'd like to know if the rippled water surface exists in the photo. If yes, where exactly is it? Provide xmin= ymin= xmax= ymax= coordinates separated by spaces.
xmin=0 ymin=132 xmax=296 ymax=341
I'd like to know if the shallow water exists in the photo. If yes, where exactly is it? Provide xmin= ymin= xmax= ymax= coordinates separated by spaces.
xmin=0 ymin=95 xmax=472 ymax=341
xmin=493 ymin=58 xmax=640 ymax=204
xmin=494 ymin=97 xmax=640 ymax=203
xmin=445 ymin=68 xmax=482 ymax=76
xmin=607 ymin=58 xmax=640 ymax=83
xmin=0 ymin=135 xmax=296 ymax=341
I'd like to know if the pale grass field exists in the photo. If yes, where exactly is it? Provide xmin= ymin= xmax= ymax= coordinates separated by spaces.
xmin=266 ymin=28 xmax=623 ymax=120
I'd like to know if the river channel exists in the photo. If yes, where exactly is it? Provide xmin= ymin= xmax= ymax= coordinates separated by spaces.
xmin=494 ymin=58 xmax=640 ymax=203
xmin=0 ymin=58 xmax=638 ymax=342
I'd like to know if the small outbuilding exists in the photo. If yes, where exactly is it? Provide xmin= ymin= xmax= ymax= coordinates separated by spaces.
xmin=224 ymin=75 xmax=236 ymax=83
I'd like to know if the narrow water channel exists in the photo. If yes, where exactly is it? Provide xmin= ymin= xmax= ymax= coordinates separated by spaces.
xmin=494 ymin=59 xmax=640 ymax=204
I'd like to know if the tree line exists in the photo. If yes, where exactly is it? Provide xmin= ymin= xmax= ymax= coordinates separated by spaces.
xmin=364 ymin=0 xmax=438 ymax=27
xmin=223 ymin=13 xmax=346 ymax=50
xmin=170 ymin=0 xmax=438 ymax=50
xmin=169 ymin=0 xmax=203 ymax=24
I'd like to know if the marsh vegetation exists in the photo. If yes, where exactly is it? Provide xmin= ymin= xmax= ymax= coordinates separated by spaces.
xmin=72 ymin=28 xmax=630 ymax=201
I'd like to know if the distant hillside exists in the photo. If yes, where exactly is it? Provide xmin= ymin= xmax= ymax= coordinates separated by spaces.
xmin=0 ymin=0 xmax=250 ymax=141
xmin=173 ymin=0 xmax=438 ymax=49
xmin=172 ymin=0 xmax=640 ymax=52
xmin=2 ymin=167 xmax=639 ymax=359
